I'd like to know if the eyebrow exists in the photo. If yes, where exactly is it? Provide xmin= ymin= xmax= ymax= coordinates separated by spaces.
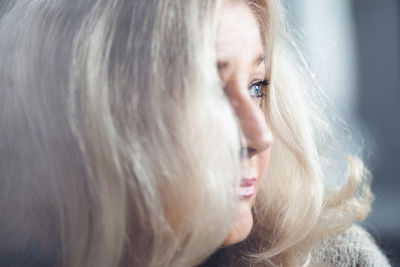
xmin=217 ymin=53 xmax=266 ymax=71
xmin=254 ymin=54 xmax=265 ymax=66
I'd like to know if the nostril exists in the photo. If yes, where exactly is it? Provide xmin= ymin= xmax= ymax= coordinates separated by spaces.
xmin=240 ymin=147 xmax=263 ymax=158
xmin=242 ymin=133 xmax=273 ymax=158
xmin=239 ymin=147 xmax=258 ymax=159
xmin=246 ymin=147 xmax=258 ymax=158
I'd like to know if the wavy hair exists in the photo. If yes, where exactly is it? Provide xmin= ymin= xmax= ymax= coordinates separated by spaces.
xmin=0 ymin=0 xmax=372 ymax=266
xmin=203 ymin=0 xmax=373 ymax=266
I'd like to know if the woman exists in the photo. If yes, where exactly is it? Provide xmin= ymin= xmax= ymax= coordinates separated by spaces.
xmin=0 ymin=0 xmax=391 ymax=266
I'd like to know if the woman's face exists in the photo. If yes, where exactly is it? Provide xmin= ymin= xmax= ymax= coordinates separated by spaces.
xmin=216 ymin=1 xmax=273 ymax=246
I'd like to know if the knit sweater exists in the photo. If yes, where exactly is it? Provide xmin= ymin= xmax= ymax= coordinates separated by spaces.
xmin=201 ymin=225 xmax=391 ymax=266
xmin=311 ymin=224 xmax=391 ymax=266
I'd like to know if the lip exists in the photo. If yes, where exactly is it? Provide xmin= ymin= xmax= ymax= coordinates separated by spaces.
xmin=239 ymin=177 xmax=257 ymax=199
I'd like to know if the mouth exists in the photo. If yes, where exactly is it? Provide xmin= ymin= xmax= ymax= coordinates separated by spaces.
xmin=239 ymin=177 xmax=257 ymax=199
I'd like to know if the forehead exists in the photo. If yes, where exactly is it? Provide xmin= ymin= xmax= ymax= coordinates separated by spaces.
xmin=216 ymin=1 xmax=263 ymax=61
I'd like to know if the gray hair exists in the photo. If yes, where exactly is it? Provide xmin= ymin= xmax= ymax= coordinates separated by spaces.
xmin=0 ymin=0 xmax=241 ymax=266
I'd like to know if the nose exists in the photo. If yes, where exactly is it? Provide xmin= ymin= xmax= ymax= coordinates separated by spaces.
xmin=227 ymin=83 xmax=273 ymax=158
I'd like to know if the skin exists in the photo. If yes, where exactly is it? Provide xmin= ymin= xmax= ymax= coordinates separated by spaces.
xmin=216 ymin=1 xmax=273 ymax=246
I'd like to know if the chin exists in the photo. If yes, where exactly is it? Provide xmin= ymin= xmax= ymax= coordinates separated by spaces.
xmin=222 ymin=199 xmax=254 ymax=246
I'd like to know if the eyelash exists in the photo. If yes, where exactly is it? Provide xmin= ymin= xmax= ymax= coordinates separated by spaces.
xmin=248 ymin=79 xmax=269 ymax=98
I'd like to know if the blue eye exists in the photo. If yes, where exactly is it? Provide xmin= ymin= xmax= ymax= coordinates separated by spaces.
xmin=248 ymin=80 xmax=269 ymax=98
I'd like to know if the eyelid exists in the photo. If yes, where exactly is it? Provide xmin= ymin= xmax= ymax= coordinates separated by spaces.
xmin=248 ymin=79 xmax=269 ymax=98
xmin=248 ymin=79 xmax=269 ymax=88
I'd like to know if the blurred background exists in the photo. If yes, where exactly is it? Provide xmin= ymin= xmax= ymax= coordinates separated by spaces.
xmin=284 ymin=0 xmax=400 ymax=265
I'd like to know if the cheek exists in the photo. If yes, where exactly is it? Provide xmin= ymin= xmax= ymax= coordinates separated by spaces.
xmin=256 ymin=148 xmax=271 ymax=189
